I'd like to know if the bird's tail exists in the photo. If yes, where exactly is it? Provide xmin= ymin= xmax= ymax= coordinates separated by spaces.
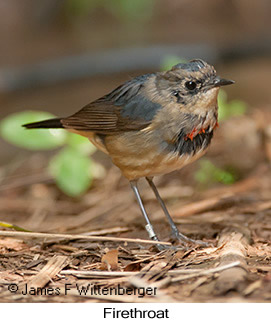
xmin=23 ymin=118 xmax=63 ymax=129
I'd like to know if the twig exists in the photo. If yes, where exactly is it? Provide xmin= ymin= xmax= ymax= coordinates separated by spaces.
xmin=82 ymin=226 xmax=130 ymax=236
xmin=214 ymin=230 xmax=250 ymax=294
xmin=60 ymin=270 xmax=135 ymax=278
xmin=0 ymin=173 xmax=52 ymax=191
xmin=48 ymin=193 xmax=133 ymax=231
xmin=0 ymin=230 xmax=171 ymax=246
xmin=171 ymin=261 xmax=241 ymax=283
xmin=60 ymin=262 xmax=240 ymax=280
xmin=0 ymin=255 xmax=68 ymax=299
xmin=45 ymin=226 xmax=131 ymax=245
xmin=28 ymin=255 xmax=68 ymax=288
xmin=172 ymin=175 xmax=260 ymax=218
xmin=172 ymin=195 xmax=253 ymax=218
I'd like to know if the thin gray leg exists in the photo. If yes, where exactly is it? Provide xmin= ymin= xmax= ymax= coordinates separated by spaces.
xmin=146 ymin=177 xmax=208 ymax=246
xmin=130 ymin=180 xmax=159 ymax=242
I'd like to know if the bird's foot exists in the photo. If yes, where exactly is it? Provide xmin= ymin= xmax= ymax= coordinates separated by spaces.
xmin=147 ymin=226 xmax=210 ymax=251
xmin=150 ymin=236 xmax=186 ymax=251
xmin=153 ymin=243 xmax=187 ymax=252
xmin=171 ymin=229 xmax=211 ymax=248
xmin=150 ymin=236 xmax=168 ymax=251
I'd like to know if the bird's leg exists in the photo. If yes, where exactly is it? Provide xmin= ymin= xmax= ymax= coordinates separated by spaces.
xmin=146 ymin=177 xmax=209 ymax=247
xmin=130 ymin=180 xmax=159 ymax=241
xmin=130 ymin=180 xmax=167 ymax=250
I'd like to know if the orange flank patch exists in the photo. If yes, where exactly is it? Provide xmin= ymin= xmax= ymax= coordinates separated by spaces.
xmin=185 ymin=128 xmax=197 ymax=141
xmin=184 ymin=123 xmax=218 ymax=141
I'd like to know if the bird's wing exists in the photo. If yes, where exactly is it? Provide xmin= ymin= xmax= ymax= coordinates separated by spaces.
xmin=61 ymin=74 xmax=162 ymax=134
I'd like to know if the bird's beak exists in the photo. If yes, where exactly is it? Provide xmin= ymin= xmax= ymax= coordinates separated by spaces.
xmin=213 ymin=77 xmax=235 ymax=87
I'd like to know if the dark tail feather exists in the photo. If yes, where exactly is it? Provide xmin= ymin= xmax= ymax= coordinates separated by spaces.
xmin=23 ymin=118 xmax=63 ymax=129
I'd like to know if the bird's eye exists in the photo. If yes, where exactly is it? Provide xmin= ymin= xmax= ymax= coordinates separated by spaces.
xmin=185 ymin=81 xmax=197 ymax=91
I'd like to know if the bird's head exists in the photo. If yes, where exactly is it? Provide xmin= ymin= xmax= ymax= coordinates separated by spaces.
xmin=154 ymin=59 xmax=234 ymax=116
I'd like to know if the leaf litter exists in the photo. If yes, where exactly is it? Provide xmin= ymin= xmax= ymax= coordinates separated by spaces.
xmin=0 ymin=107 xmax=271 ymax=302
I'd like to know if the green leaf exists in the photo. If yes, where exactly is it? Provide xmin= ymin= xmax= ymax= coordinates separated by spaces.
xmin=218 ymin=88 xmax=227 ymax=104
xmin=49 ymin=147 xmax=93 ymax=197
xmin=0 ymin=111 xmax=67 ymax=150
xmin=217 ymin=90 xmax=228 ymax=121
xmin=0 ymin=221 xmax=30 ymax=232
xmin=218 ymin=90 xmax=247 ymax=122
xmin=227 ymin=99 xmax=247 ymax=117
xmin=195 ymin=159 xmax=236 ymax=185
xmin=106 ymin=0 xmax=155 ymax=21
xmin=65 ymin=0 xmax=100 ymax=17
xmin=160 ymin=56 xmax=187 ymax=71
xmin=67 ymin=133 xmax=97 ymax=155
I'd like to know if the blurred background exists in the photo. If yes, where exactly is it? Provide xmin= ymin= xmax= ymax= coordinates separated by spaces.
xmin=0 ymin=0 xmax=271 ymax=213
xmin=0 ymin=0 xmax=271 ymax=162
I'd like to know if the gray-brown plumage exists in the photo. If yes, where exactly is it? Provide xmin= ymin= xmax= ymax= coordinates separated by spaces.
xmin=24 ymin=59 xmax=234 ymax=249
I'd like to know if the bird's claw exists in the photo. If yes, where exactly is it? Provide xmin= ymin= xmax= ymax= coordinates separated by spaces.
xmin=171 ymin=230 xmax=212 ymax=248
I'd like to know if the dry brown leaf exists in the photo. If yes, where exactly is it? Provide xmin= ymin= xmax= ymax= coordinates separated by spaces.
xmin=101 ymin=249 xmax=119 ymax=271
xmin=0 ymin=238 xmax=27 ymax=252
xmin=247 ymin=244 xmax=271 ymax=257
xmin=123 ymin=262 xmax=141 ymax=272
xmin=0 ymin=271 xmax=24 ymax=282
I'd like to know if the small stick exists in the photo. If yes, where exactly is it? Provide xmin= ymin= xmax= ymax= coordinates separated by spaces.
xmin=82 ymin=226 xmax=130 ymax=236
xmin=60 ymin=270 xmax=134 ymax=278
xmin=0 ymin=230 xmax=171 ymax=246
xmin=172 ymin=175 xmax=260 ymax=218
xmin=214 ymin=230 xmax=249 ymax=294
xmin=29 ymin=255 xmax=68 ymax=288
xmin=172 ymin=195 xmax=251 ymax=218
xmin=0 ymin=256 xmax=68 ymax=299
xmin=171 ymin=261 xmax=240 ymax=283
xmin=60 ymin=262 xmax=240 ymax=279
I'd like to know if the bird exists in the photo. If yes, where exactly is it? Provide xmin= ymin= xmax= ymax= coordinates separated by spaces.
xmin=23 ymin=59 xmax=234 ymax=249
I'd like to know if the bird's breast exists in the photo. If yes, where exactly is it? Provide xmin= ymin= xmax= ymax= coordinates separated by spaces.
xmin=104 ymin=127 xmax=213 ymax=180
